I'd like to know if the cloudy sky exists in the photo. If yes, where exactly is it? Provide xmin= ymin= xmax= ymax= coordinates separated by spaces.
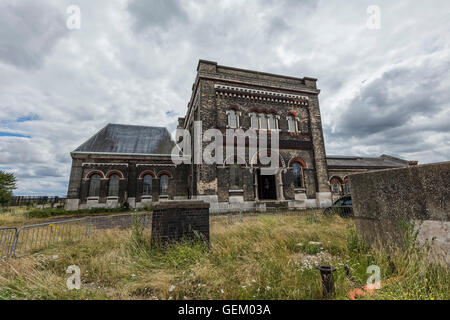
xmin=0 ymin=0 xmax=449 ymax=195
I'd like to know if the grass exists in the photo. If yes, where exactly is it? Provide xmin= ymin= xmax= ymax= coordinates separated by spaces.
xmin=0 ymin=211 xmax=448 ymax=300
xmin=0 ymin=206 xmax=141 ymax=227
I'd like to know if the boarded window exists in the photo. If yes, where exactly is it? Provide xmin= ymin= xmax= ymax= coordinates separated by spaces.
xmin=108 ymin=174 xmax=120 ymax=197
xmin=345 ymin=183 xmax=351 ymax=194
xmin=332 ymin=183 xmax=340 ymax=194
xmin=268 ymin=115 xmax=276 ymax=130
xmin=292 ymin=162 xmax=303 ymax=188
xmin=288 ymin=116 xmax=295 ymax=132
xmin=89 ymin=174 xmax=101 ymax=197
xmin=160 ymin=174 xmax=169 ymax=196
xmin=229 ymin=164 xmax=242 ymax=190
xmin=143 ymin=174 xmax=152 ymax=195
xmin=250 ymin=113 xmax=258 ymax=129
xmin=228 ymin=110 xmax=238 ymax=128
xmin=259 ymin=113 xmax=267 ymax=129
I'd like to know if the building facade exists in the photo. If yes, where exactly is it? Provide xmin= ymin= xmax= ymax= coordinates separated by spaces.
xmin=65 ymin=60 xmax=416 ymax=212
xmin=327 ymin=154 xmax=418 ymax=202
xmin=65 ymin=124 xmax=189 ymax=210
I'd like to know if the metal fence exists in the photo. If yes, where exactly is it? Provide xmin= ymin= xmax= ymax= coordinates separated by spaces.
xmin=0 ymin=227 xmax=17 ymax=258
xmin=8 ymin=196 xmax=66 ymax=207
xmin=1 ymin=206 xmax=352 ymax=259
xmin=0 ymin=213 xmax=151 ymax=259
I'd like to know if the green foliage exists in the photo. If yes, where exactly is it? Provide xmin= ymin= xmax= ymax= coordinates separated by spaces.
xmin=130 ymin=213 xmax=149 ymax=251
xmin=346 ymin=225 xmax=371 ymax=255
xmin=398 ymin=218 xmax=420 ymax=251
xmin=25 ymin=206 xmax=132 ymax=218
xmin=0 ymin=170 xmax=17 ymax=207
xmin=303 ymin=242 xmax=323 ymax=255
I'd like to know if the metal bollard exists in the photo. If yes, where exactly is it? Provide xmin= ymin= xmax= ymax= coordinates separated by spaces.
xmin=316 ymin=265 xmax=337 ymax=298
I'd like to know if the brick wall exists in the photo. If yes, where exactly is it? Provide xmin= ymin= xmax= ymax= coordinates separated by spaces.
xmin=151 ymin=201 xmax=210 ymax=247
xmin=66 ymin=154 xmax=190 ymax=208
xmin=185 ymin=60 xmax=329 ymax=201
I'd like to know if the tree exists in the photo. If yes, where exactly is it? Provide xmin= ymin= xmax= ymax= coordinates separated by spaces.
xmin=0 ymin=170 xmax=17 ymax=207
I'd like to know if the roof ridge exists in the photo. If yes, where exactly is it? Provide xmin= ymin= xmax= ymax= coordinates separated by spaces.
xmin=107 ymin=123 xmax=168 ymax=129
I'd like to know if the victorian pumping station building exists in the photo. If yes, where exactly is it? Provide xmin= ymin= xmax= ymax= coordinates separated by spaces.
xmin=65 ymin=60 xmax=416 ymax=212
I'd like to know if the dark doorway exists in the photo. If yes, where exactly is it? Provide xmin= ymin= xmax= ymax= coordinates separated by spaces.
xmin=257 ymin=169 xmax=277 ymax=200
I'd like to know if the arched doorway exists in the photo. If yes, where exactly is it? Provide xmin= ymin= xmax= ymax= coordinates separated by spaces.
xmin=250 ymin=149 xmax=286 ymax=201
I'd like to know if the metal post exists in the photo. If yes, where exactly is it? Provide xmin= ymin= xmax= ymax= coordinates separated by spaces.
xmin=9 ymin=228 xmax=19 ymax=258
xmin=85 ymin=219 xmax=92 ymax=237
xmin=316 ymin=265 xmax=337 ymax=298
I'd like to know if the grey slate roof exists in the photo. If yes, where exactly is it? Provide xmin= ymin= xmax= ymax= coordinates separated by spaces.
xmin=326 ymin=154 xmax=410 ymax=168
xmin=73 ymin=124 xmax=175 ymax=155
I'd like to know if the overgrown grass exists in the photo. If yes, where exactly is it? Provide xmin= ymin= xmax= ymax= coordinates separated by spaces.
xmin=0 ymin=212 xmax=448 ymax=300
xmin=24 ymin=206 xmax=132 ymax=218
xmin=0 ymin=206 xmax=140 ymax=227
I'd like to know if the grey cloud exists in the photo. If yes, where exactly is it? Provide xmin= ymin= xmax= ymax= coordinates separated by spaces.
xmin=15 ymin=165 xmax=63 ymax=179
xmin=334 ymin=61 xmax=450 ymax=138
xmin=0 ymin=0 xmax=68 ymax=70
xmin=127 ymin=0 xmax=188 ymax=32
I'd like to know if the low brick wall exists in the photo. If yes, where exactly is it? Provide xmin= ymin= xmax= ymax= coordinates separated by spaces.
xmin=151 ymin=200 xmax=210 ymax=248
xmin=349 ymin=162 xmax=450 ymax=265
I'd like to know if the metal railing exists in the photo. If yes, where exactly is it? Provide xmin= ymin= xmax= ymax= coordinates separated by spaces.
xmin=1 ymin=213 xmax=151 ymax=259
xmin=8 ymin=196 xmax=66 ymax=207
xmin=0 ymin=227 xmax=17 ymax=258
xmin=1 ymin=206 xmax=353 ymax=259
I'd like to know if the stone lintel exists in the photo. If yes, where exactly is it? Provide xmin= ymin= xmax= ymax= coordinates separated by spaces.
xmin=152 ymin=200 xmax=210 ymax=210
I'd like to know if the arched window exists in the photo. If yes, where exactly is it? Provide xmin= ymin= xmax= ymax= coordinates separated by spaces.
xmin=332 ymin=182 xmax=340 ymax=194
xmin=229 ymin=164 xmax=242 ymax=190
xmin=88 ymin=174 xmax=101 ymax=197
xmin=292 ymin=162 xmax=303 ymax=188
xmin=160 ymin=174 xmax=169 ymax=196
xmin=143 ymin=174 xmax=152 ymax=196
xmin=344 ymin=181 xmax=351 ymax=194
xmin=330 ymin=177 xmax=343 ymax=194
xmin=268 ymin=114 xmax=276 ymax=130
xmin=227 ymin=110 xmax=239 ymax=128
xmin=108 ymin=174 xmax=120 ymax=197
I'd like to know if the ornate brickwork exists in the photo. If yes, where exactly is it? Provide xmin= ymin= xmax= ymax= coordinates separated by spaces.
xmin=66 ymin=60 xmax=343 ymax=211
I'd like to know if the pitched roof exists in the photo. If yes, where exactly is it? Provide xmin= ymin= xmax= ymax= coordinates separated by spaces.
xmin=326 ymin=154 xmax=411 ymax=169
xmin=73 ymin=124 xmax=175 ymax=155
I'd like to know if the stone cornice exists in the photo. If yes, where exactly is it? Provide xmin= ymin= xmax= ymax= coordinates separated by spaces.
xmin=202 ymin=75 xmax=320 ymax=94
xmin=215 ymin=84 xmax=309 ymax=105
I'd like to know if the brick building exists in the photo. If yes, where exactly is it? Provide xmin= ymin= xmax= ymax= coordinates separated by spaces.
xmin=66 ymin=60 xmax=416 ymax=211
xmin=327 ymin=154 xmax=418 ymax=202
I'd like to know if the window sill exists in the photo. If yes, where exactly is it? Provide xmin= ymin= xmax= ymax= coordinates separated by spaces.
xmin=294 ymin=188 xmax=306 ymax=193
xmin=87 ymin=197 xmax=99 ymax=200
xmin=229 ymin=189 xmax=244 ymax=193
xmin=159 ymin=195 xmax=168 ymax=198
xmin=107 ymin=196 xmax=118 ymax=200
xmin=141 ymin=195 xmax=152 ymax=199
